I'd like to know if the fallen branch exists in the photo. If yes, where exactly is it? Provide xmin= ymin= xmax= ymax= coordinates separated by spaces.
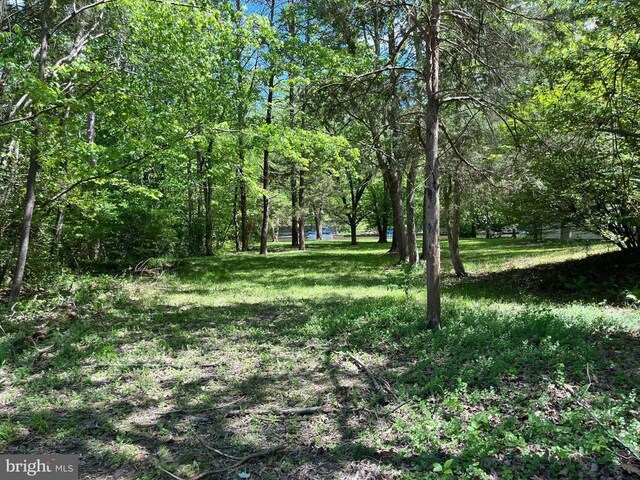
xmin=224 ymin=405 xmax=353 ymax=417
xmin=347 ymin=353 xmax=394 ymax=403
xmin=574 ymin=397 xmax=640 ymax=462
xmin=163 ymin=397 xmax=246 ymax=416
xmin=192 ymin=445 xmax=285 ymax=479
xmin=194 ymin=433 xmax=242 ymax=460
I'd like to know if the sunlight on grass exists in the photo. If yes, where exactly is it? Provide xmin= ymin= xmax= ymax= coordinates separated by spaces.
xmin=2 ymin=238 xmax=638 ymax=479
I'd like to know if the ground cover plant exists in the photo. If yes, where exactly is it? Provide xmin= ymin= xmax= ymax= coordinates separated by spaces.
xmin=1 ymin=238 xmax=639 ymax=479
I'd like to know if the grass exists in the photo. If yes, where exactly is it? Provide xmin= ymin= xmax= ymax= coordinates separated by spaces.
xmin=1 ymin=238 xmax=639 ymax=479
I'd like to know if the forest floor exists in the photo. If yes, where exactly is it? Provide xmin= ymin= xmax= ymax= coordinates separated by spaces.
xmin=1 ymin=238 xmax=640 ymax=479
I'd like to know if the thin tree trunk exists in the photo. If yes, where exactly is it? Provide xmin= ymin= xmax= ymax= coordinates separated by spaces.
xmin=9 ymin=0 xmax=50 ymax=304
xmin=187 ymin=156 xmax=194 ymax=254
xmin=196 ymin=155 xmax=203 ymax=255
xmin=349 ymin=217 xmax=357 ymax=245
xmin=233 ymin=176 xmax=240 ymax=252
xmin=202 ymin=151 xmax=213 ymax=256
xmin=298 ymin=171 xmax=306 ymax=250
xmin=10 ymin=134 xmax=39 ymax=304
xmin=291 ymin=167 xmax=298 ymax=247
xmin=445 ymin=172 xmax=466 ymax=277
xmin=50 ymin=206 xmax=65 ymax=257
xmin=384 ymin=17 xmax=408 ymax=262
xmin=259 ymin=74 xmax=274 ymax=255
xmin=424 ymin=0 xmax=442 ymax=328
xmin=235 ymin=0 xmax=249 ymax=252
xmin=315 ymin=211 xmax=322 ymax=240
xmin=389 ymin=171 xmax=408 ymax=261
xmin=407 ymin=156 xmax=419 ymax=265
xmin=259 ymin=1 xmax=275 ymax=255
xmin=87 ymin=111 xmax=96 ymax=167
xmin=239 ymin=171 xmax=249 ymax=251
xmin=288 ymin=6 xmax=299 ymax=249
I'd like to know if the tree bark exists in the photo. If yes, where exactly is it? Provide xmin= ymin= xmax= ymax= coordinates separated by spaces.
xmin=349 ymin=217 xmax=357 ymax=245
xmin=385 ymin=17 xmax=408 ymax=262
xmin=260 ymin=72 xmax=275 ymax=255
xmin=235 ymin=0 xmax=249 ymax=252
xmin=423 ymin=0 xmax=442 ymax=328
xmin=10 ymin=132 xmax=39 ymax=304
xmin=201 ymin=151 xmax=213 ymax=256
xmin=389 ymin=171 xmax=408 ymax=261
xmin=298 ymin=171 xmax=306 ymax=250
xmin=371 ymin=184 xmax=388 ymax=243
xmin=406 ymin=156 xmax=419 ymax=265
xmin=259 ymin=0 xmax=276 ymax=255
xmin=378 ymin=225 xmax=387 ymax=243
xmin=233 ymin=163 xmax=249 ymax=252
xmin=187 ymin=155 xmax=195 ymax=254
xmin=51 ymin=206 xmax=65 ymax=257
xmin=233 ymin=175 xmax=240 ymax=252
xmin=315 ymin=211 xmax=322 ymax=240
xmin=445 ymin=172 xmax=466 ymax=277
xmin=291 ymin=169 xmax=298 ymax=247
xmin=9 ymin=0 xmax=50 ymax=304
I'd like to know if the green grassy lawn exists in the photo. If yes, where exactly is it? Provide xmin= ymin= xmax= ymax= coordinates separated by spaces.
xmin=1 ymin=238 xmax=639 ymax=479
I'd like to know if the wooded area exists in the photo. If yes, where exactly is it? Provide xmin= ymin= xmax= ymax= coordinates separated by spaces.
xmin=1 ymin=0 xmax=639 ymax=479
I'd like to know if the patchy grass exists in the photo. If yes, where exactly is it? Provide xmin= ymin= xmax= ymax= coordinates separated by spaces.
xmin=1 ymin=238 xmax=639 ymax=479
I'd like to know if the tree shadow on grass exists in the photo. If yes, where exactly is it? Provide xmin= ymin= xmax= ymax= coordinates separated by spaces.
xmin=2 ymin=241 xmax=640 ymax=478
xmin=447 ymin=249 xmax=640 ymax=306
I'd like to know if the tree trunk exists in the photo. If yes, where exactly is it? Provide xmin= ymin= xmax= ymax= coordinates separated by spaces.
xmin=560 ymin=225 xmax=572 ymax=242
xmin=9 ymin=133 xmax=39 ymax=304
xmin=202 ymin=152 xmax=213 ymax=256
xmin=349 ymin=217 xmax=357 ymax=245
xmin=390 ymin=228 xmax=398 ymax=252
xmin=315 ymin=211 xmax=322 ymax=240
xmin=298 ymin=171 xmax=306 ymax=250
xmin=238 ymin=167 xmax=249 ymax=251
xmin=235 ymin=0 xmax=249 ymax=252
xmin=260 ymin=73 xmax=275 ymax=255
xmin=187 ymin=156 xmax=194 ymax=254
xmin=445 ymin=173 xmax=466 ymax=277
xmin=50 ymin=205 xmax=65 ymax=257
xmin=371 ymin=185 xmax=388 ymax=243
xmin=233 ymin=175 xmax=240 ymax=252
xmin=423 ymin=0 xmax=442 ymax=328
xmin=390 ymin=172 xmax=408 ymax=261
xmin=259 ymin=0 xmax=276 ymax=255
xmin=471 ymin=222 xmax=477 ymax=238
xmin=291 ymin=167 xmax=298 ymax=247
xmin=288 ymin=8 xmax=299 ymax=249
xmin=406 ymin=156 xmax=419 ymax=265
xmin=9 ymin=0 xmax=49 ymax=304
xmin=87 ymin=111 xmax=96 ymax=167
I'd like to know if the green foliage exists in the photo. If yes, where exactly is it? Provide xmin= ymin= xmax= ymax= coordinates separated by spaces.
xmin=1 ymin=240 xmax=638 ymax=478
xmin=511 ymin=1 xmax=640 ymax=249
